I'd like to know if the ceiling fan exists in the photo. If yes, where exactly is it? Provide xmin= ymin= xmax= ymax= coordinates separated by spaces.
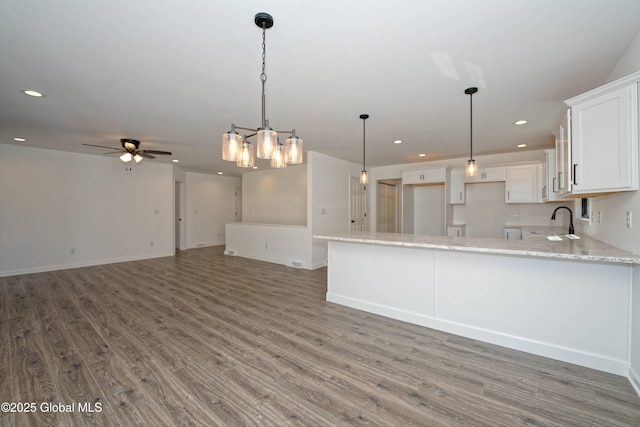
xmin=83 ymin=138 xmax=172 ymax=163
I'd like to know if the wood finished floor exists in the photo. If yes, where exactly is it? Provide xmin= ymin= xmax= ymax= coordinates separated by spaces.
xmin=1 ymin=246 xmax=639 ymax=426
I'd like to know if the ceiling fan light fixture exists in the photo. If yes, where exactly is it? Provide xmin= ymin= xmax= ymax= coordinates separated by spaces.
xmin=120 ymin=152 xmax=132 ymax=162
xmin=134 ymin=153 xmax=143 ymax=163
xmin=221 ymin=12 xmax=302 ymax=169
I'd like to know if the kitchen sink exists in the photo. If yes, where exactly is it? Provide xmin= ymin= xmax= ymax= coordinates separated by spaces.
xmin=529 ymin=230 xmax=557 ymax=235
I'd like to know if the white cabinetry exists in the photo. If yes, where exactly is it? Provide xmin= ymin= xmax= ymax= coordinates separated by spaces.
xmin=448 ymin=168 xmax=465 ymax=204
xmin=402 ymin=167 xmax=447 ymax=185
xmin=543 ymin=149 xmax=559 ymax=201
xmin=446 ymin=224 xmax=466 ymax=237
xmin=505 ymin=163 xmax=543 ymax=203
xmin=555 ymin=109 xmax=572 ymax=196
xmin=566 ymin=73 xmax=639 ymax=195
xmin=504 ymin=227 xmax=522 ymax=240
xmin=464 ymin=166 xmax=506 ymax=183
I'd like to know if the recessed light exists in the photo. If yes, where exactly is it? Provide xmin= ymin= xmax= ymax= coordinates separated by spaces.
xmin=13 ymin=137 xmax=26 ymax=142
xmin=217 ymin=171 xmax=223 ymax=175
xmin=172 ymin=159 xmax=179 ymax=163
xmin=418 ymin=153 xmax=427 ymax=157
xmin=517 ymin=144 xmax=527 ymax=148
xmin=514 ymin=120 xmax=528 ymax=125
xmin=252 ymin=166 xmax=258 ymax=169
xmin=393 ymin=140 xmax=403 ymax=144
xmin=21 ymin=89 xmax=44 ymax=98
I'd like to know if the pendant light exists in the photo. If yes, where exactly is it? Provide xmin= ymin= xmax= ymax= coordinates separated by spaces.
xmin=360 ymin=114 xmax=369 ymax=185
xmin=270 ymin=137 xmax=287 ymax=168
xmin=221 ymin=13 xmax=303 ymax=168
xmin=465 ymin=87 xmax=479 ymax=177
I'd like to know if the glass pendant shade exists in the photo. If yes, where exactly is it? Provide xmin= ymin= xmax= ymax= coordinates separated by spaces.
xmin=133 ymin=154 xmax=143 ymax=163
xmin=285 ymin=133 xmax=303 ymax=164
xmin=270 ymin=143 xmax=287 ymax=168
xmin=222 ymin=128 xmax=242 ymax=161
xmin=237 ymin=140 xmax=255 ymax=168
xmin=257 ymin=127 xmax=277 ymax=159
xmin=120 ymin=152 xmax=132 ymax=162
xmin=466 ymin=159 xmax=478 ymax=177
xmin=360 ymin=170 xmax=369 ymax=185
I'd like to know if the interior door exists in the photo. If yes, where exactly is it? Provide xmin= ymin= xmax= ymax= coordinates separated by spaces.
xmin=377 ymin=181 xmax=397 ymax=232
xmin=349 ymin=175 xmax=366 ymax=232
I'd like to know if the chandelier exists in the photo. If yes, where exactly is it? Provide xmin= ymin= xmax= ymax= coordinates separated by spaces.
xmin=221 ymin=12 xmax=303 ymax=169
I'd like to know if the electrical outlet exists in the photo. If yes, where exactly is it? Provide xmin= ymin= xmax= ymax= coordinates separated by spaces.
xmin=70 ymin=248 xmax=76 ymax=254
xmin=150 ymin=241 xmax=154 ymax=247
xmin=597 ymin=211 xmax=601 ymax=224
xmin=627 ymin=211 xmax=632 ymax=228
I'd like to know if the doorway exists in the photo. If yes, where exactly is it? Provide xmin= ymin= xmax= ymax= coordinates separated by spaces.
xmin=376 ymin=179 xmax=400 ymax=232
xmin=174 ymin=180 xmax=186 ymax=251
xmin=349 ymin=175 xmax=366 ymax=232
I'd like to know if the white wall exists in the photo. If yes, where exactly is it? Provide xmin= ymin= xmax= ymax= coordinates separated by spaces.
xmin=309 ymin=151 xmax=362 ymax=267
xmin=369 ymin=150 xmax=565 ymax=236
xmin=185 ymin=172 xmax=240 ymax=248
xmin=241 ymin=165 xmax=307 ymax=225
xmin=454 ymin=182 xmax=566 ymax=238
xmin=0 ymin=144 xmax=175 ymax=276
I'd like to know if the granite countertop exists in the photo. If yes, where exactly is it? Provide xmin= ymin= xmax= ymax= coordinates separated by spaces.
xmin=313 ymin=231 xmax=640 ymax=265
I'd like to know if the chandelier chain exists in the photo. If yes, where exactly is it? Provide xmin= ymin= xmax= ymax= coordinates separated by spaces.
xmin=261 ymin=26 xmax=267 ymax=84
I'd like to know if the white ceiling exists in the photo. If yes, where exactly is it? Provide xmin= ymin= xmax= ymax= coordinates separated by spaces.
xmin=1 ymin=0 xmax=639 ymax=176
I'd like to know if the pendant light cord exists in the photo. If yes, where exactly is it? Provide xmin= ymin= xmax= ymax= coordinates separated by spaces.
xmin=362 ymin=117 xmax=366 ymax=170
xmin=469 ymin=91 xmax=473 ymax=160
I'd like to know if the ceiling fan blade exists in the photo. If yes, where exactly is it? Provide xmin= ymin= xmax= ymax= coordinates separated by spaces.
xmin=83 ymin=143 xmax=121 ymax=150
xmin=139 ymin=152 xmax=156 ymax=159
xmin=141 ymin=150 xmax=172 ymax=155
xmin=102 ymin=150 xmax=125 ymax=155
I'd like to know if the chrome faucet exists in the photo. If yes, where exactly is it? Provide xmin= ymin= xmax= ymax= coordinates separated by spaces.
xmin=551 ymin=206 xmax=574 ymax=235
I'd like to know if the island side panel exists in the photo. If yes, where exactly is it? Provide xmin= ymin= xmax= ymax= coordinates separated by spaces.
xmin=326 ymin=241 xmax=436 ymax=323
xmin=434 ymin=250 xmax=631 ymax=375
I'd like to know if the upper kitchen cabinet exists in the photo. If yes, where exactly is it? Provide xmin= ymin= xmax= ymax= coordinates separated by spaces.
xmin=555 ymin=110 xmax=572 ymax=197
xmin=543 ymin=149 xmax=560 ymax=201
xmin=402 ymin=167 xmax=448 ymax=185
xmin=565 ymin=72 xmax=639 ymax=195
xmin=448 ymin=168 xmax=466 ymax=204
xmin=505 ymin=163 xmax=543 ymax=204
xmin=464 ymin=166 xmax=506 ymax=183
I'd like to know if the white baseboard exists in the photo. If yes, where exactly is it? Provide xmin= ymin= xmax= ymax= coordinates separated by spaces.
xmin=629 ymin=365 xmax=640 ymax=397
xmin=0 ymin=251 xmax=175 ymax=278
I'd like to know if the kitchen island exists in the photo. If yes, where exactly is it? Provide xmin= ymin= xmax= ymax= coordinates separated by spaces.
xmin=314 ymin=231 xmax=640 ymax=378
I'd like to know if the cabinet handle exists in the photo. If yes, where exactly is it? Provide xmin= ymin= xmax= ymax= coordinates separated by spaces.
xmin=507 ymin=190 xmax=510 ymax=200
xmin=542 ymin=185 xmax=547 ymax=199
xmin=573 ymin=164 xmax=578 ymax=186
xmin=558 ymin=172 xmax=564 ymax=189
xmin=459 ymin=191 xmax=462 ymax=201
xmin=552 ymin=177 xmax=558 ymax=193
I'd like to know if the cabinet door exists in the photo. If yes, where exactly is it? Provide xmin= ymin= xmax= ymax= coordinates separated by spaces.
xmin=504 ymin=227 xmax=522 ymax=240
xmin=448 ymin=168 xmax=465 ymax=204
xmin=402 ymin=168 xmax=447 ymax=185
xmin=401 ymin=170 xmax=424 ymax=185
xmin=556 ymin=110 xmax=572 ymax=196
xmin=506 ymin=164 xmax=542 ymax=204
xmin=543 ymin=149 xmax=559 ymax=201
xmin=482 ymin=166 xmax=507 ymax=182
xmin=571 ymin=83 xmax=638 ymax=194
xmin=464 ymin=166 xmax=506 ymax=183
